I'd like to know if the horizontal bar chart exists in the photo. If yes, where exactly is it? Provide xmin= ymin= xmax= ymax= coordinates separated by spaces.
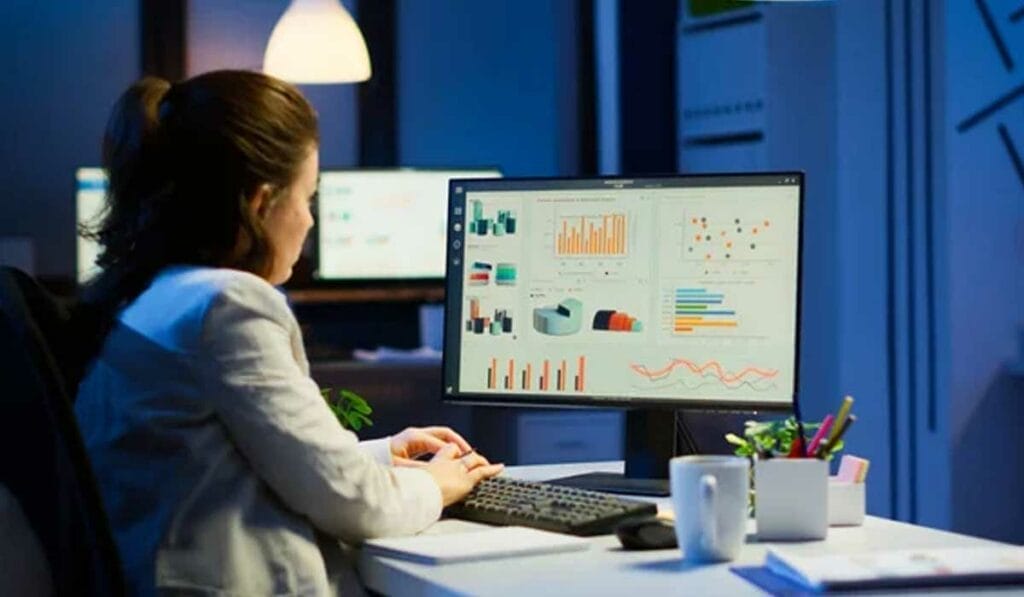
xmin=672 ymin=288 xmax=737 ymax=333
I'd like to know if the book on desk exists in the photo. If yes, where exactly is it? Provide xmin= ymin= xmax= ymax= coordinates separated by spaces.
xmin=740 ymin=545 xmax=1024 ymax=592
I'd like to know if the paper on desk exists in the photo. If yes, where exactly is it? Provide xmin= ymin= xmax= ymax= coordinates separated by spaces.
xmin=352 ymin=345 xmax=442 ymax=363
xmin=765 ymin=545 xmax=1024 ymax=591
xmin=362 ymin=526 xmax=589 ymax=565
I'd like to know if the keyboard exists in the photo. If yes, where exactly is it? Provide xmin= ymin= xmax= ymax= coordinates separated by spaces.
xmin=444 ymin=476 xmax=658 ymax=536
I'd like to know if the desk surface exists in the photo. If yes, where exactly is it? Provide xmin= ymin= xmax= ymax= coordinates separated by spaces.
xmin=359 ymin=461 xmax=1016 ymax=596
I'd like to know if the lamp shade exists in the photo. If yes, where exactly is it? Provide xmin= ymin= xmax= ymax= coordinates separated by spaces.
xmin=263 ymin=0 xmax=371 ymax=84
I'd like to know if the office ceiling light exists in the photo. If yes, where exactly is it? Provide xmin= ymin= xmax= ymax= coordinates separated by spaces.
xmin=263 ymin=0 xmax=371 ymax=84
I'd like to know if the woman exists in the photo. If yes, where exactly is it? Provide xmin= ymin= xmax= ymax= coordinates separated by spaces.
xmin=74 ymin=70 xmax=502 ymax=596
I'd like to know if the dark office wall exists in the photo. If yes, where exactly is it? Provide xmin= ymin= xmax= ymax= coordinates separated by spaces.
xmin=0 ymin=0 xmax=138 ymax=278
xmin=396 ymin=0 xmax=581 ymax=175
xmin=835 ymin=0 xmax=1023 ymax=540
xmin=834 ymin=0 xmax=899 ymax=521
xmin=835 ymin=0 xmax=955 ymax=528
xmin=185 ymin=0 xmax=359 ymax=168
xmin=945 ymin=0 xmax=1024 ymax=544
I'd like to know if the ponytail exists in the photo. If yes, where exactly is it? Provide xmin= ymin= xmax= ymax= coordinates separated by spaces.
xmin=91 ymin=77 xmax=171 ymax=272
xmin=74 ymin=78 xmax=173 ymax=372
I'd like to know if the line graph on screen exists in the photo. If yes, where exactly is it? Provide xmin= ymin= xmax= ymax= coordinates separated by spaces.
xmin=629 ymin=358 xmax=779 ymax=392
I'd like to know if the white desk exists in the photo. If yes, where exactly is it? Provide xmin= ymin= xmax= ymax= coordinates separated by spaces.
xmin=359 ymin=462 xmax=1019 ymax=596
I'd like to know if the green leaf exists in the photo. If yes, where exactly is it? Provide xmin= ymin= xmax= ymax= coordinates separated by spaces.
xmin=321 ymin=386 xmax=374 ymax=431
xmin=340 ymin=390 xmax=373 ymax=415
xmin=725 ymin=433 xmax=748 ymax=447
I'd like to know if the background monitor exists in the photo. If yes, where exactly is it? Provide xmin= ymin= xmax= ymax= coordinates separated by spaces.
xmin=75 ymin=167 xmax=107 ymax=284
xmin=315 ymin=168 xmax=502 ymax=281
xmin=443 ymin=172 xmax=804 ymax=493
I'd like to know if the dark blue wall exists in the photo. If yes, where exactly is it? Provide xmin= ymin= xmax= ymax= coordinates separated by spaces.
xmin=396 ymin=0 xmax=580 ymax=175
xmin=945 ymin=0 xmax=1024 ymax=543
xmin=835 ymin=0 xmax=898 ymax=521
xmin=0 ymin=0 xmax=138 ymax=277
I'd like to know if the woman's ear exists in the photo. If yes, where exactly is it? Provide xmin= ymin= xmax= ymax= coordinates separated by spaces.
xmin=247 ymin=183 xmax=275 ymax=221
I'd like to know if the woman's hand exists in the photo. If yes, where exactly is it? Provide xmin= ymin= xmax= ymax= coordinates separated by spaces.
xmin=389 ymin=426 xmax=474 ymax=466
xmin=421 ymin=443 xmax=504 ymax=506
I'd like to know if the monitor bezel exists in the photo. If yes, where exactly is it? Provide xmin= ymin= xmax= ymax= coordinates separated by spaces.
xmin=309 ymin=166 xmax=503 ymax=287
xmin=441 ymin=171 xmax=804 ymax=413
xmin=74 ymin=166 xmax=107 ymax=286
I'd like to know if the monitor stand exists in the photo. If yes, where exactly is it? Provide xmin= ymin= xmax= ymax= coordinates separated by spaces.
xmin=546 ymin=409 xmax=749 ymax=496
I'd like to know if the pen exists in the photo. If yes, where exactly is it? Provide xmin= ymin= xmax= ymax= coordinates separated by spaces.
xmin=790 ymin=393 xmax=808 ymax=457
xmin=415 ymin=447 xmax=477 ymax=463
xmin=829 ymin=395 xmax=854 ymax=443
xmin=816 ymin=414 xmax=856 ymax=458
xmin=806 ymin=414 xmax=835 ymax=457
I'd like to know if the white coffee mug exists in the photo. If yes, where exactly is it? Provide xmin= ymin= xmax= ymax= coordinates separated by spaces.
xmin=670 ymin=455 xmax=749 ymax=562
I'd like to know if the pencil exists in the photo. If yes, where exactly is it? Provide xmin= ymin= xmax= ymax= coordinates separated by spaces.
xmin=816 ymin=414 xmax=856 ymax=458
xmin=829 ymin=395 xmax=854 ymax=443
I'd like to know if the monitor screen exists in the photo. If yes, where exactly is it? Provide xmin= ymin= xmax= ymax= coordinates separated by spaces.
xmin=443 ymin=173 xmax=803 ymax=411
xmin=76 ymin=167 xmax=107 ymax=284
xmin=315 ymin=168 xmax=502 ymax=281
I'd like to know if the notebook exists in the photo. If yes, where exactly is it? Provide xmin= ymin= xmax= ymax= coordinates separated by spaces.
xmin=761 ymin=545 xmax=1024 ymax=592
xmin=362 ymin=526 xmax=589 ymax=565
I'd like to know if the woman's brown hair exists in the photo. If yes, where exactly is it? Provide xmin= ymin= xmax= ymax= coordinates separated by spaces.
xmin=76 ymin=70 xmax=319 ymax=366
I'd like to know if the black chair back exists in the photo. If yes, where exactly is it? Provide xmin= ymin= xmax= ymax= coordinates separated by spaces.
xmin=0 ymin=267 xmax=124 ymax=596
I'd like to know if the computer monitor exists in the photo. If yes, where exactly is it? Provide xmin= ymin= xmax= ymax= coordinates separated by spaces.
xmin=443 ymin=172 xmax=803 ymax=494
xmin=75 ymin=167 xmax=107 ymax=284
xmin=314 ymin=168 xmax=502 ymax=282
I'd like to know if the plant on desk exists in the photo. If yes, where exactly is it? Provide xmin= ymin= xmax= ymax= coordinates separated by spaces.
xmin=725 ymin=417 xmax=844 ymax=513
xmin=725 ymin=416 xmax=844 ymax=461
xmin=321 ymin=387 xmax=374 ymax=432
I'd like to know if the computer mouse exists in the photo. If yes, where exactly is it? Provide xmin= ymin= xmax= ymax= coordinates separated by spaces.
xmin=615 ymin=516 xmax=678 ymax=550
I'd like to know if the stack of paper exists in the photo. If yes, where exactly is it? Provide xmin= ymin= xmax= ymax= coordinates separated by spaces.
xmin=363 ymin=526 xmax=589 ymax=565
xmin=763 ymin=546 xmax=1024 ymax=591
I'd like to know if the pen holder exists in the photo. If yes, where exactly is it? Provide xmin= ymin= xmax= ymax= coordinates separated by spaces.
xmin=828 ymin=479 xmax=866 ymax=526
xmin=754 ymin=459 xmax=828 ymax=541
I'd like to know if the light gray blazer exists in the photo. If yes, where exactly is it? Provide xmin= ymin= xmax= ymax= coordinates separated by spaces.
xmin=75 ymin=266 xmax=441 ymax=596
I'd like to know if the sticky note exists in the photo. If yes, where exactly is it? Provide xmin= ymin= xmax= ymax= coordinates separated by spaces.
xmin=836 ymin=455 xmax=869 ymax=483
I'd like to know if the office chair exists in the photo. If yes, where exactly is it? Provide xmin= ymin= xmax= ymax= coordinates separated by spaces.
xmin=0 ymin=267 xmax=125 ymax=596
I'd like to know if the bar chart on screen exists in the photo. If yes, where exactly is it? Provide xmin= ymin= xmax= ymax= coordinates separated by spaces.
xmin=464 ymin=296 xmax=516 ymax=337
xmin=554 ymin=212 xmax=629 ymax=257
xmin=479 ymin=355 xmax=588 ymax=392
xmin=665 ymin=287 xmax=739 ymax=334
